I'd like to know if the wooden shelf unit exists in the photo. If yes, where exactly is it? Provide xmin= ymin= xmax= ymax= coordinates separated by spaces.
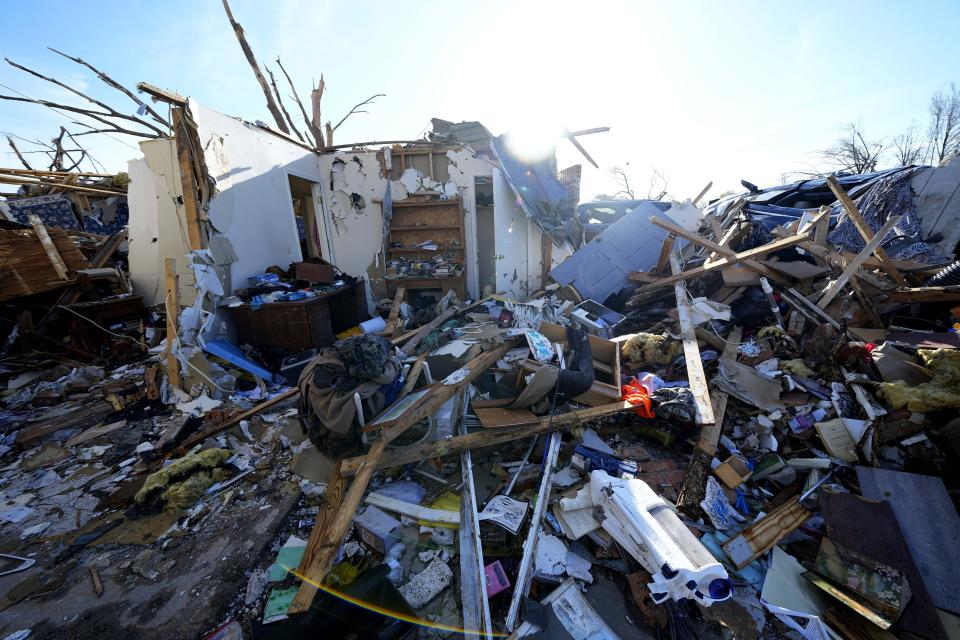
xmin=385 ymin=198 xmax=466 ymax=300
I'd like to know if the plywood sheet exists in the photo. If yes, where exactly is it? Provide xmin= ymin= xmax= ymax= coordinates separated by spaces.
xmin=857 ymin=467 xmax=960 ymax=616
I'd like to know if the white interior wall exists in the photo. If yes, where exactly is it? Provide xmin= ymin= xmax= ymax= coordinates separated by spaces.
xmin=191 ymin=100 xmax=318 ymax=292
xmin=126 ymin=138 xmax=196 ymax=306
xmin=493 ymin=168 xmax=533 ymax=298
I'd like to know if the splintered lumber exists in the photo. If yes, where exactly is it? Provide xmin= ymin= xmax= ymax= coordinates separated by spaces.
xmin=28 ymin=215 xmax=69 ymax=280
xmin=66 ymin=419 xmax=127 ymax=448
xmin=290 ymin=460 xmax=347 ymax=612
xmin=171 ymin=108 xmax=204 ymax=251
xmin=340 ymin=401 xmax=632 ymax=476
xmin=505 ymin=432 xmax=562 ymax=631
xmin=633 ymin=231 xmax=811 ymax=293
xmin=886 ymin=285 xmax=960 ymax=303
xmin=827 ymin=175 xmax=907 ymax=287
xmin=398 ymin=295 xmax=494 ymax=354
xmin=164 ymin=258 xmax=182 ymax=390
xmin=399 ymin=307 xmax=457 ymax=353
xmin=650 ymin=217 xmax=789 ymax=284
xmin=817 ymin=215 xmax=901 ymax=309
xmin=671 ymin=254 xmax=714 ymax=426
xmin=653 ymin=234 xmax=676 ymax=275
xmin=723 ymin=496 xmax=810 ymax=569
xmin=0 ymin=228 xmax=90 ymax=302
xmin=289 ymin=340 xmax=518 ymax=614
xmin=381 ymin=286 xmax=405 ymax=336
xmin=695 ymin=326 xmax=740 ymax=455
xmin=17 ymin=401 xmax=115 ymax=445
xmin=175 ymin=387 xmax=299 ymax=453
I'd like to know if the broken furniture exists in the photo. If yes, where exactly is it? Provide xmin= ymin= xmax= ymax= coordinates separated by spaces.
xmin=230 ymin=279 xmax=367 ymax=352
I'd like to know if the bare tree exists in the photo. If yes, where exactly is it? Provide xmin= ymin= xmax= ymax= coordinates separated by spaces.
xmin=611 ymin=165 xmax=634 ymax=199
xmin=821 ymin=123 xmax=884 ymax=174
xmin=927 ymin=82 xmax=960 ymax=166
xmin=646 ymin=166 xmax=669 ymax=200
xmin=892 ymin=123 xmax=925 ymax=166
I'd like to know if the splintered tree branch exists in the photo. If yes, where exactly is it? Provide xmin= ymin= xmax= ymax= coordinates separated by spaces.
xmin=6 ymin=136 xmax=33 ymax=170
xmin=221 ymin=0 xmax=290 ymax=134
xmin=276 ymin=57 xmax=318 ymax=147
xmin=0 ymin=94 xmax=161 ymax=139
xmin=265 ymin=66 xmax=305 ymax=143
xmin=5 ymin=57 xmax=166 ymax=137
xmin=311 ymin=77 xmax=326 ymax=147
xmin=332 ymin=93 xmax=385 ymax=132
xmin=47 ymin=47 xmax=171 ymax=129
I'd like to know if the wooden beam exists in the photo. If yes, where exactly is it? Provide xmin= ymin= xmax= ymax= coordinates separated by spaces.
xmin=381 ymin=286 xmax=405 ymax=336
xmin=633 ymin=231 xmax=811 ymax=294
xmin=826 ymin=175 xmax=907 ymax=287
xmin=671 ymin=254 xmax=714 ymax=426
xmin=505 ymin=433 xmax=562 ymax=631
xmin=692 ymin=181 xmax=712 ymax=205
xmin=136 ymin=82 xmax=186 ymax=106
xmin=171 ymin=108 xmax=204 ymax=250
xmin=164 ymin=258 xmax=182 ymax=390
xmin=289 ymin=459 xmax=348 ymax=612
xmin=695 ymin=326 xmax=740 ymax=456
xmin=340 ymin=401 xmax=632 ymax=476
xmin=817 ymin=215 xmax=901 ymax=309
xmin=175 ymin=387 xmax=299 ymax=453
xmin=28 ymin=215 xmax=69 ymax=280
xmin=651 ymin=216 xmax=790 ymax=284
xmin=653 ymin=234 xmax=676 ymax=275
xmin=886 ymin=285 xmax=960 ymax=303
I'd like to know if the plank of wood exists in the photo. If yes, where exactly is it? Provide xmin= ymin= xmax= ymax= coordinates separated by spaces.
xmin=474 ymin=407 xmax=539 ymax=428
xmin=821 ymin=488 xmax=950 ymax=640
xmin=399 ymin=354 xmax=427 ymax=398
xmin=827 ymin=175 xmax=907 ymax=287
xmin=365 ymin=492 xmax=460 ymax=525
xmin=399 ymin=307 xmax=457 ymax=354
xmin=340 ymin=401 xmax=632 ymax=476
xmin=886 ymin=285 xmax=960 ymax=303
xmin=505 ymin=432 xmax=562 ymax=630
xmin=290 ymin=461 xmax=347 ymax=612
xmin=171 ymin=107 xmax=204 ymax=251
xmin=164 ymin=258 xmax=182 ymax=390
xmin=671 ymin=254 xmax=714 ymax=426
xmin=28 ymin=215 xmax=69 ymax=280
xmin=817 ymin=215 xmax=901 ymax=309
xmin=634 ymin=232 xmax=811 ymax=294
xmin=175 ymin=387 xmax=299 ymax=453
xmin=66 ymin=419 xmax=127 ymax=448
xmin=17 ymin=401 xmax=115 ymax=445
xmin=694 ymin=326 xmax=739 ymax=456
xmin=652 ymin=217 xmax=790 ymax=284
xmin=857 ymin=467 xmax=960 ymax=616
xmin=653 ymin=234 xmax=676 ymax=275
xmin=381 ymin=286 xmax=405 ymax=336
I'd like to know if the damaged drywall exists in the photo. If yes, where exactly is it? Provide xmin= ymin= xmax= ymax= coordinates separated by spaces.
xmin=126 ymin=138 xmax=196 ymax=306
xmin=190 ymin=99 xmax=316 ymax=293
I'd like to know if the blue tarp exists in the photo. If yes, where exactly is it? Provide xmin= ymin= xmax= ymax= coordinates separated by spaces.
xmin=490 ymin=135 xmax=574 ymax=229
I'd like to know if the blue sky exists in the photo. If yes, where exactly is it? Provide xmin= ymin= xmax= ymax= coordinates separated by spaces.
xmin=2 ymin=0 xmax=959 ymax=200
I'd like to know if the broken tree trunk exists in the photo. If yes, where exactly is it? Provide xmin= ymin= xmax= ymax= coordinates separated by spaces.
xmin=220 ymin=0 xmax=290 ymax=134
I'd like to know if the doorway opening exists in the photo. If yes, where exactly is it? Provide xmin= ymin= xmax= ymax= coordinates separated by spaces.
xmin=474 ymin=176 xmax=496 ymax=297
xmin=288 ymin=174 xmax=323 ymax=259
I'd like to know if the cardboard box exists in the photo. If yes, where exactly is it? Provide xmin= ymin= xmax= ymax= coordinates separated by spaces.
xmin=525 ymin=321 xmax=621 ymax=406
xmin=715 ymin=455 xmax=752 ymax=488
xmin=295 ymin=258 xmax=335 ymax=284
